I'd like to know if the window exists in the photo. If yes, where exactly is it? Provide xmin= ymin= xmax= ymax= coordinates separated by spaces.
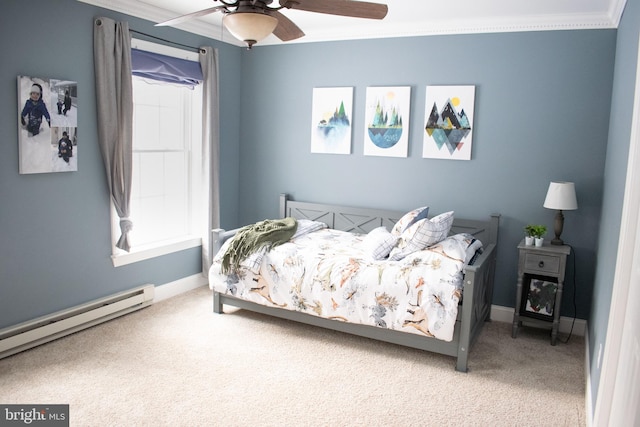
xmin=111 ymin=40 xmax=203 ymax=267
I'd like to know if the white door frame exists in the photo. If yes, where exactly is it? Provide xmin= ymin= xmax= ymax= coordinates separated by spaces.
xmin=593 ymin=34 xmax=640 ymax=426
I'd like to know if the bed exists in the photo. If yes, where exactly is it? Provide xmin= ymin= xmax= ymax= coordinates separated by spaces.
xmin=209 ymin=193 xmax=500 ymax=372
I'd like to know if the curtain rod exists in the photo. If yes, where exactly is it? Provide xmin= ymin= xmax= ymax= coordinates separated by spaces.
xmin=129 ymin=29 xmax=206 ymax=54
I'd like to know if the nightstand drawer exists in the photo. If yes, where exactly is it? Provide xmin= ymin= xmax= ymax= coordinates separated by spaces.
xmin=523 ymin=253 xmax=560 ymax=274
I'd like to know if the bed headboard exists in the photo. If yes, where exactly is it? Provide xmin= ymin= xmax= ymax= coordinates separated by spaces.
xmin=279 ymin=193 xmax=500 ymax=246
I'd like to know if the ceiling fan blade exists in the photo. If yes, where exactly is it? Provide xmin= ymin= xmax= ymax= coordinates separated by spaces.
xmin=155 ymin=6 xmax=227 ymax=27
xmin=271 ymin=11 xmax=305 ymax=41
xmin=281 ymin=0 xmax=388 ymax=20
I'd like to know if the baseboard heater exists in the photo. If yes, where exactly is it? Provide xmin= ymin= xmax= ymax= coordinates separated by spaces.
xmin=0 ymin=284 xmax=154 ymax=359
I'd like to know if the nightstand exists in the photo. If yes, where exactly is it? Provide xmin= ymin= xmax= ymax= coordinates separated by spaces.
xmin=511 ymin=239 xmax=571 ymax=345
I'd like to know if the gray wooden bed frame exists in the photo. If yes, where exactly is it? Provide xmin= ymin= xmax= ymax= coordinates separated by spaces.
xmin=211 ymin=193 xmax=500 ymax=372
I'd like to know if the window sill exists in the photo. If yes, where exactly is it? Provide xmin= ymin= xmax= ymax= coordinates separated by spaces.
xmin=111 ymin=236 xmax=202 ymax=267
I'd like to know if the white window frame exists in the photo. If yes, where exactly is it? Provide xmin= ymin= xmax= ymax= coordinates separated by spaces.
xmin=111 ymin=39 xmax=203 ymax=267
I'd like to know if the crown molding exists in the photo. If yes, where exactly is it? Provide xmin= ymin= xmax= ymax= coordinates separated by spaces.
xmin=608 ymin=0 xmax=628 ymax=27
xmin=258 ymin=11 xmax=620 ymax=46
xmin=78 ymin=0 xmax=243 ymax=46
xmin=78 ymin=0 xmax=625 ymax=48
xmin=278 ymin=16 xmax=616 ymax=45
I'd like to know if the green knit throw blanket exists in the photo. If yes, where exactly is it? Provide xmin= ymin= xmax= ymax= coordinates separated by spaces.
xmin=221 ymin=217 xmax=298 ymax=274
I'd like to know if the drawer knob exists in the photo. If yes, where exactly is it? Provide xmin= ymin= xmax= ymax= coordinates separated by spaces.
xmin=538 ymin=261 xmax=545 ymax=268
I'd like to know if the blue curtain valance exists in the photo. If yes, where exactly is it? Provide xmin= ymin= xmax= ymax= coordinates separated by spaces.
xmin=131 ymin=48 xmax=203 ymax=87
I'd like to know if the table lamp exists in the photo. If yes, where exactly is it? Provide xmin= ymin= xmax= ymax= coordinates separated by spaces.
xmin=543 ymin=181 xmax=578 ymax=245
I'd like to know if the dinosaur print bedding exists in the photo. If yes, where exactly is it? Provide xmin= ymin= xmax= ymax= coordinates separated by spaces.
xmin=208 ymin=223 xmax=483 ymax=342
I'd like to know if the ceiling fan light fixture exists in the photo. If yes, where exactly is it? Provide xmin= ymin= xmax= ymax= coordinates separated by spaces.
xmin=223 ymin=12 xmax=278 ymax=49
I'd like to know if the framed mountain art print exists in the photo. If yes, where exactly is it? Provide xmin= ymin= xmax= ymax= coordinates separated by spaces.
xmin=423 ymin=85 xmax=475 ymax=161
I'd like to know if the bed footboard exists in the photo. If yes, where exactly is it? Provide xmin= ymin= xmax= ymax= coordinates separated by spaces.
xmin=455 ymin=242 xmax=497 ymax=372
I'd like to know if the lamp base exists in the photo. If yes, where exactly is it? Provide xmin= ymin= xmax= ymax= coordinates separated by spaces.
xmin=552 ymin=210 xmax=565 ymax=246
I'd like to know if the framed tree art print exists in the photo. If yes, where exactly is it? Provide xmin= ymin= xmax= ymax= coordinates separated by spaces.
xmin=310 ymin=87 xmax=353 ymax=154
xmin=364 ymin=86 xmax=410 ymax=158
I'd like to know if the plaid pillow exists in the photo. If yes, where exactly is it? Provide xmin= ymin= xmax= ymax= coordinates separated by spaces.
xmin=291 ymin=219 xmax=328 ymax=239
xmin=362 ymin=227 xmax=399 ymax=260
xmin=389 ymin=211 xmax=454 ymax=261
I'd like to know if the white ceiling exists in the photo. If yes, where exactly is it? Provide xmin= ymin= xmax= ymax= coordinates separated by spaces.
xmin=80 ymin=0 xmax=627 ymax=47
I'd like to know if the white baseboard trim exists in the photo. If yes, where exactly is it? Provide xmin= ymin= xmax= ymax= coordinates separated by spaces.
xmin=585 ymin=327 xmax=593 ymax=427
xmin=491 ymin=304 xmax=586 ymax=336
xmin=153 ymin=273 xmax=208 ymax=303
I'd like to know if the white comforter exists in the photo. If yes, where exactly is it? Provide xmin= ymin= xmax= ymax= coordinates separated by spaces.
xmin=209 ymin=223 xmax=482 ymax=342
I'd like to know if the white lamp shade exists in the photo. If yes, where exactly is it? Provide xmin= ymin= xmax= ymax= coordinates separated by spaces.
xmin=223 ymin=12 xmax=278 ymax=45
xmin=543 ymin=181 xmax=578 ymax=210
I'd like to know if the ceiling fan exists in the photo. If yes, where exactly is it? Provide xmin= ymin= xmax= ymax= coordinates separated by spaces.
xmin=156 ymin=0 xmax=388 ymax=49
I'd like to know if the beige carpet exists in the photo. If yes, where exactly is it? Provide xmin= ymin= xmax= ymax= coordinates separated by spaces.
xmin=0 ymin=286 xmax=585 ymax=426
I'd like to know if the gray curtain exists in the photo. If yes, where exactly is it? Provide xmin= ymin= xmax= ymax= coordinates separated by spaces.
xmin=93 ymin=17 xmax=134 ymax=252
xmin=199 ymin=46 xmax=221 ymax=273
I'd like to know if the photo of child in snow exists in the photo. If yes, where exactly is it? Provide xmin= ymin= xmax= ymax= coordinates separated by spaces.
xmin=18 ymin=75 xmax=78 ymax=174
xmin=20 ymin=82 xmax=50 ymax=136
xmin=57 ymin=131 xmax=73 ymax=163
xmin=50 ymin=79 xmax=77 ymax=128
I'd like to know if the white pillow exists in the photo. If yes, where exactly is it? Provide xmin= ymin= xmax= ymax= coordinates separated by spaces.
xmin=450 ymin=233 xmax=484 ymax=264
xmin=388 ymin=211 xmax=455 ymax=261
xmin=362 ymin=227 xmax=399 ymax=260
xmin=425 ymin=233 xmax=484 ymax=265
xmin=391 ymin=206 xmax=429 ymax=236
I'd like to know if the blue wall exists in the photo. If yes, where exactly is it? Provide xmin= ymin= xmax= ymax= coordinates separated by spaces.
xmin=0 ymin=0 xmax=242 ymax=329
xmin=1 ymin=3 xmax=636 ymax=416
xmin=236 ymin=30 xmax=616 ymax=320
xmin=589 ymin=0 xmax=640 ymax=410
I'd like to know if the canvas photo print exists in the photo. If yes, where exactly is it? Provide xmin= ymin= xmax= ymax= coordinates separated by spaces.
xmin=18 ymin=75 xmax=78 ymax=174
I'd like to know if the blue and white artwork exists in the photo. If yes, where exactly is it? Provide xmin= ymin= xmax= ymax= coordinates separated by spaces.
xmin=423 ymin=85 xmax=475 ymax=160
xmin=364 ymin=86 xmax=410 ymax=158
xmin=310 ymin=87 xmax=353 ymax=154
